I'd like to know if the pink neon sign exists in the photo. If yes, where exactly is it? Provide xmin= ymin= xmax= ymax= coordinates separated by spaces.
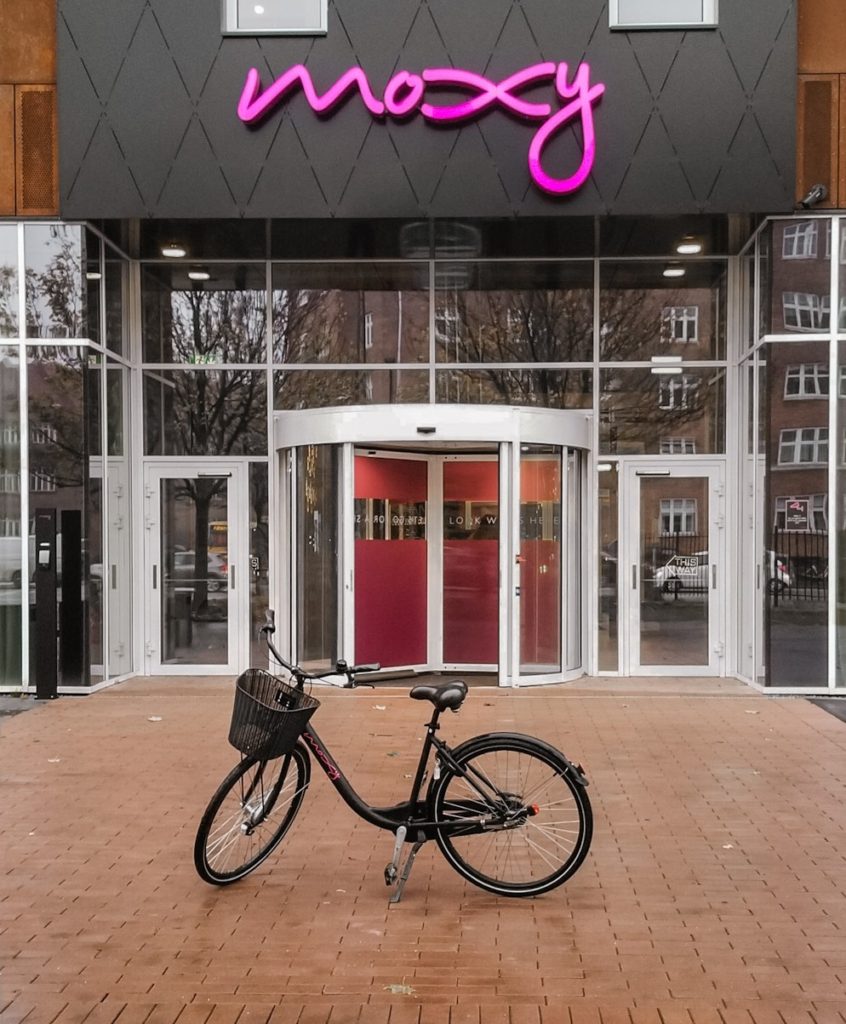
xmin=237 ymin=62 xmax=605 ymax=196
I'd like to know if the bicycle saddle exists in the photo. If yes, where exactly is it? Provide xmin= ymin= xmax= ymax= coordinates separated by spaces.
xmin=409 ymin=679 xmax=468 ymax=712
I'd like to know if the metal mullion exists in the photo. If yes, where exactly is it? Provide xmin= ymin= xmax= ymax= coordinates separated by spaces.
xmin=592 ymin=254 xmax=602 ymax=674
xmin=428 ymin=259 xmax=435 ymax=403
xmin=17 ymin=224 xmax=29 ymax=688
xmin=99 ymin=233 xmax=110 ymax=684
xmin=828 ymin=217 xmax=839 ymax=690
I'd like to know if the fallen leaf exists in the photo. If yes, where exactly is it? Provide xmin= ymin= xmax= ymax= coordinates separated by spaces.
xmin=148 ymin=716 xmax=163 ymax=722
xmin=372 ymin=705 xmax=387 ymax=711
xmin=384 ymin=983 xmax=416 ymax=996
xmin=722 ymin=844 xmax=734 ymax=849
xmin=47 ymin=758 xmax=60 ymax=763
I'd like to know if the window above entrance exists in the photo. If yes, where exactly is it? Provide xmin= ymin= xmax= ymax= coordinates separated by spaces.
xmin=222 ymin=0 xmax=327 ymax=34
xmin=610 ymin=0 xmax=718 ymax=29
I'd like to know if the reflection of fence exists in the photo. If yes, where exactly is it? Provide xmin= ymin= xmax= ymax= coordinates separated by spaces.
xmin=643 ymin=534 xmax=707 ymax=567
xmin=771 ymin=530 xmax=828 ymax=601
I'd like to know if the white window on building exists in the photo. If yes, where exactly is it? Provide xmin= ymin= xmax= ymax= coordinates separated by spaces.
xmin=659 ymin=437 xmax=697 ymax=454
xmin=784 ymin=364 xmax=829 ymax=398
xmin=363 ymin=312 xmax=373 ymax=350
xmin=782 ymin=292 xmax=821 ymax=331
xmin=610 ymin=0 xmax=717 ymax=29
xmin=0 ymin=472 xmax=20 ymax=493
xmin=775 ymin=494 xmax=828 ymax=532
xmin=435 ymin=300 xmax=460 ymax=348
xmin=778 ymin=427 xmax=829 ymax=465
xmin=782 ymin=221 xmax=819 ymax=259
xmin=658 ymin=374 xmax=698 ymax=411
xmin=823 ymin=222 xmax=846 ymax=262
xmin=30 ymin=471 xmax=57 ymax=492
xmin=660 ymin=498 xmax=697 ymax=535
xmin=223 ymin=0 xmax=327 ymax=35
xmin=30 ymin=425 xmax=57 ymax=445
xmin=661 ymin=306 xmax=699 ymax=343
xmin=0 ymin=517 xmax=21 ymax=537
xmin=816 ymin=295 xmax=846 ymax=331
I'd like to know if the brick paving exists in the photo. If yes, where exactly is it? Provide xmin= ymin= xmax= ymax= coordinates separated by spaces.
xmin=1 ymin=676 xmax=846 ymax=1024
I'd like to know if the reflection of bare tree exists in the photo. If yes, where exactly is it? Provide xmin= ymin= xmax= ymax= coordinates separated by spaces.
xmin=28 ymin=347 xmax=88 ymax=490
xmin=26 ymin=228 xmax=84 ymax=338
xmin=0 ymin=265 xmax=16 ymax=335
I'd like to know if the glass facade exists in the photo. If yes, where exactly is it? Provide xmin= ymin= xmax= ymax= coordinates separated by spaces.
xmin=738 ymin=217 xmax=846 ymax=689
xmin=4 ymin=215 xmax=846 ymax=690
xmin=0 ymin=223 xmax=130 ymax=691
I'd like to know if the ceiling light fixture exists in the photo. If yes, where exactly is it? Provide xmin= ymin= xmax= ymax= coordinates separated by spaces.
xmin=188 ymin=268 xmax=211 ymax=281
xmin=161 ymin=244 xmax=186 ymax=258
xmin=650 ymin=366 xmax=683 ymax=375
xmin=85 ymin=271 xmax=102 ymax=281
xmin=663 ymin=264 xmax=686 ymax=278
xmin=676 ymin=236 xmax=702 ymax=255
xmin=254 ymin=4 xmax=265 ymax=13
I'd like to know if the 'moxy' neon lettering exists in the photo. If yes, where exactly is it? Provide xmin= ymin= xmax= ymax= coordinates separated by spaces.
xmin=237 ymin=61 xmax=605 ymax=196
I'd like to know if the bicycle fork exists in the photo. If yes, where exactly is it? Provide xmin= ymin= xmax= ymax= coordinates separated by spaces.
xmin=384 ymin=825 xmax=424 ymax=904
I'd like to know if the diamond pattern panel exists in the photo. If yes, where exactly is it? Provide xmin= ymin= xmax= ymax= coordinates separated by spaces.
xmin=58 ymin=0 xmax=797 ymax=220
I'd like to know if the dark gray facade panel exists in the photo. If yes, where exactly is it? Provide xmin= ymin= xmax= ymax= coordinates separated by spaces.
xmin=58 ymin=0 xmax=797 ymax=219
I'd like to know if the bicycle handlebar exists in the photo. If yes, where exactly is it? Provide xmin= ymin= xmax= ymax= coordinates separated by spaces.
xmin=260 ymin=610 xmax=380 ymax=688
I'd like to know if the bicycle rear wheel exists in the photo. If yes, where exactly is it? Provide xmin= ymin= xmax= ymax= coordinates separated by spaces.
xmin=194 ymin=743 xmax=310 ymax=884
xmin=431 ymin=735 xmax=592 ymax=896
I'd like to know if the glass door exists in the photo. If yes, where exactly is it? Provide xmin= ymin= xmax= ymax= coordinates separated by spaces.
xmin=626 ymin=464 xmax=724 ymax=675
xmin=144 ymin=463 xmax=248 ymax=675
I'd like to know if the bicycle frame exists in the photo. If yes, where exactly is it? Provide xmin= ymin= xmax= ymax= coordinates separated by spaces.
xmin=295 ymin=711 xmax=510 ymax=843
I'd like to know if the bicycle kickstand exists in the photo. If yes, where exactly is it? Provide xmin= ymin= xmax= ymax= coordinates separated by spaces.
xmin=384 ymin=826 xmax=424 ymax=904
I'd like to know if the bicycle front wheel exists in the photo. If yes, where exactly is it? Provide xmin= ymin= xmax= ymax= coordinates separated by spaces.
xmin=431 ymin=736 xmax=592 ymax=896
xmin=194 ymin=743 xmax=310 ymax=884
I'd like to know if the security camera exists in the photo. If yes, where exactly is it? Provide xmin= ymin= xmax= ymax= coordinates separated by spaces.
xmin=797 ymin=183 xmax=828 ymax=209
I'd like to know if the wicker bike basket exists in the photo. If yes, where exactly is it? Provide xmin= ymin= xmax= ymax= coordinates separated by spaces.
xmin=228 ymin=668 xmax=320 ymax=760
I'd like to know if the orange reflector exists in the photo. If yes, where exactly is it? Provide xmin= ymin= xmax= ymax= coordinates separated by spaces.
xmin=529 ymin=803 xmax=540 ymax=816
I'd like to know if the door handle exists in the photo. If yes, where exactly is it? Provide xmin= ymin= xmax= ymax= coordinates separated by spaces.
xmin=632 ymin=564 xmax=637 ymax=590
xmin=152 ymin=564 xmax=157 ymax=589
xmin=712 ymin=564 xmax=717 ymax=590
xmin=230 ymin=564 xmax=235 ymax=590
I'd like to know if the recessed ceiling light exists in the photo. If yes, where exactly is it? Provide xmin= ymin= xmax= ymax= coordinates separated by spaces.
xmin=188 ymin=268 xmax=211 ymax=281
xmin=676 ymin=237 xmax=703 ymax=255
xmin=663 ymin=264 xmax=686 ymax=278
xmin=254 ymin=4 xmax=265 ymax=13
xmin=161 ymin=244 xmax=186 ymax=258
xmin=85 ymin=271 xmax=102 ymax=281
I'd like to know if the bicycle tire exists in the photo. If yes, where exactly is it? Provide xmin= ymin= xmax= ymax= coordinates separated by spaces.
xmin=194 ymin=742 xmax=311 ymax=884
xmin=430 ymin=734 xmax=592 ymax=897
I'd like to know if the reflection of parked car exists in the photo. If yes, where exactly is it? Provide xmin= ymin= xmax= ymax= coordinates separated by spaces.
xmin=654 ymin=550 xmax=792 ymax=596
xmin=168 ymin=551 xmax=228 ymax=592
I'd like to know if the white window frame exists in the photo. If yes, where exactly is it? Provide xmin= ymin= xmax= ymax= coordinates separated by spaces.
xmin=659 ymin=437 xmax=697 ymax=454
xmin=658 ymin=374 xmax=698 ymax=411
xmin=784 ymin=364 xmax=829 ymax=399
xmin=222 ymin=0 xmax=327 ymax=35
xmin=778 ymin=427 xmax=829 ymax=466
xmin=817 ymin=295 xmax=846 ymax=332
xmin=661 ymin=306 xmax=699 ymax=343
xmin=782 ymin=221 xmax=818 ymax=259
xmin=610 ymin=0 xmax=717 ymax=29
xmin=782 ymin=292 xmax=820 ymax=331
xmin=660 ymin=498 xmax=697 ymax=536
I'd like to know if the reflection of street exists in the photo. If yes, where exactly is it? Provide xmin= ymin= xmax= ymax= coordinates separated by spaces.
xmin=767 ymin=598 xmax=826 ymax=687
xmin=165 ymin=614 xmax=227 ymax=665
xmin=640 ymin=595 xmax=708 ymax=666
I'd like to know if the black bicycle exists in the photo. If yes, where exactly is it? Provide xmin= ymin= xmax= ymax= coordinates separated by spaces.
xmin=194 ymin=612 xmax=593 ymax=901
